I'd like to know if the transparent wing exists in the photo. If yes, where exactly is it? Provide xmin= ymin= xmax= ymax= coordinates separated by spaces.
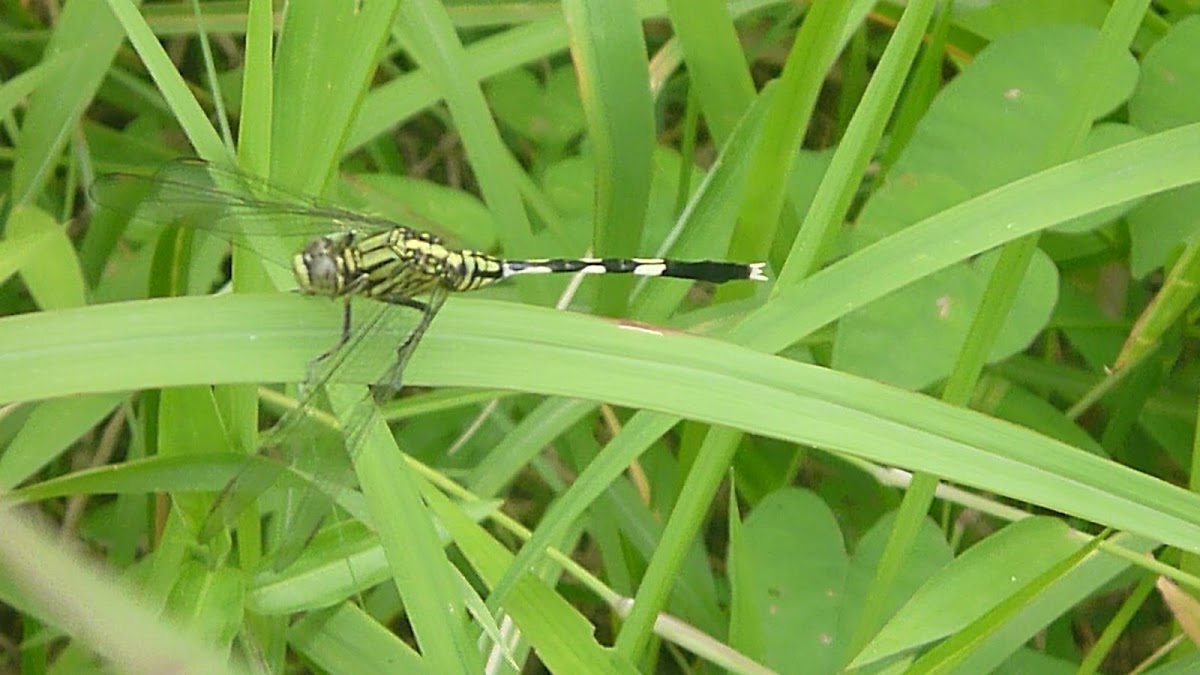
xmin=201 ymin=295 xmax=443 ymax=572
xmin=91 ymin=159 xmax=408 ymax=233
xmin=198 ymin=297 xmax=389 ymax=543
xmin=281 ymin=290 xmax=448 ymax=568
xmin=90 ymin=159 xmax=429 ymax=270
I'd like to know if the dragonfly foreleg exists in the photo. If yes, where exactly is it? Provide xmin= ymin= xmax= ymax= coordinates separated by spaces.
xmin=305 ymin=298 xmax=354 ymax=385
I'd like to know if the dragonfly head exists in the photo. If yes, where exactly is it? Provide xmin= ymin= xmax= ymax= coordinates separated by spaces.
xmin=294 ymin=236 xmax=345 ymax=297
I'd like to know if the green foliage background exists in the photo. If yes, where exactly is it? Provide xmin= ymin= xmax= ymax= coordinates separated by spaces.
xmin=3 ymin=0 xmax=1200 ymax=673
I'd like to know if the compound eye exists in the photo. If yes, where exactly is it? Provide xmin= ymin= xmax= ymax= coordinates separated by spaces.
xmin=310 ymin=256 xmax=339 ymax=291
xmin=294 ymin=238 xmax=343 ymax=295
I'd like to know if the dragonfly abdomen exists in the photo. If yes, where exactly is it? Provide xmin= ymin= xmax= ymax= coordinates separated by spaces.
xmin=500 ymin=258 xmax=767 ymax=284
xmin=293 ymin=228 xmax=768 ymax=305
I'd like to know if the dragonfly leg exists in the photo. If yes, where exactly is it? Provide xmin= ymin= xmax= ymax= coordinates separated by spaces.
xmin=372 ymin=290 xmax=447 ymax=403
xmin=392 ymin=297 xmax=429 ymax=312
xmin=305 ymin=299 xmax=353 ymax=387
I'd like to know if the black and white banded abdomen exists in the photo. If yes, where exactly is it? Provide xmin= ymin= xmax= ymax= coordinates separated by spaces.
xmin=500 ymin=258 xmax=767 ymax=284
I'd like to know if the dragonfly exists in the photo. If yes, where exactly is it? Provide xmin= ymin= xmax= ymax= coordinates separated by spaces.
xmin=92 ymin=159 xmax=768 ymax=567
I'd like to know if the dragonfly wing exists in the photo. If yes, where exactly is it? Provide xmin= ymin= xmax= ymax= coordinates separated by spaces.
xmin=194 ymin=294 xmax=369 ymax=543
xmin=195 ymin=373 xmax=347 ymax=545
xmin=93 ymin=159 xmax=403 ymax=229
xmin=91 ymin=160 xmax=411 ymax=271
xmin=266 ymin=392 xmax=356 ymax=571
xmin=270 ymin=289 xmax=450 ymax=570
xmin=200 ymin=294 xmax=436 ymax=571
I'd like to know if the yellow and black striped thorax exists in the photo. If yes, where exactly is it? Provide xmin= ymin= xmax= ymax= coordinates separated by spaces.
xmin=292 ymin=227 xmax=767 ymax=304
xmin=291 ymin=228 xmax=506 ymax=303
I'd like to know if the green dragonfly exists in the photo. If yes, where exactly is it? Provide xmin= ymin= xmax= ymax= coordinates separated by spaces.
xmin=92 ymin=159 xmax=768 ymax=567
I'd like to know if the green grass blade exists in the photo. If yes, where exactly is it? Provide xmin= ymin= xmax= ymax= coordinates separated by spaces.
xmin=562 ymin=0 xmax=654 ymax=316
xmin=101 ymin=0 xmax=227 ymax=160
xmin=289 ymin=604 xmax=424 ymax=673
xmin=9 ymin=2 xmax=130 ymax=207
xmin=732 ymin=0 xmax=857 ymax=265
xmin=326 ymin=386 xmax=483 ymax=672
xmin=269 ymin=0 xmax=401 ymax=192
xmin=735 ymin=122 xmax=1200 ymax=353
xmin=7 ymin=292 xmax=1200 ymax=555
xmin=399 ymin=0 xmax=535 ymax=254
xmin=0 ymin=506 xmax=242 ymax=674
xmin=663 ymin=0 xmax=755 ymax=144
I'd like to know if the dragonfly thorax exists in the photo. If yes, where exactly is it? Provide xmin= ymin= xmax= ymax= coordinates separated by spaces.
xmin=293 ymin=235 xmax=348 ymax=297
